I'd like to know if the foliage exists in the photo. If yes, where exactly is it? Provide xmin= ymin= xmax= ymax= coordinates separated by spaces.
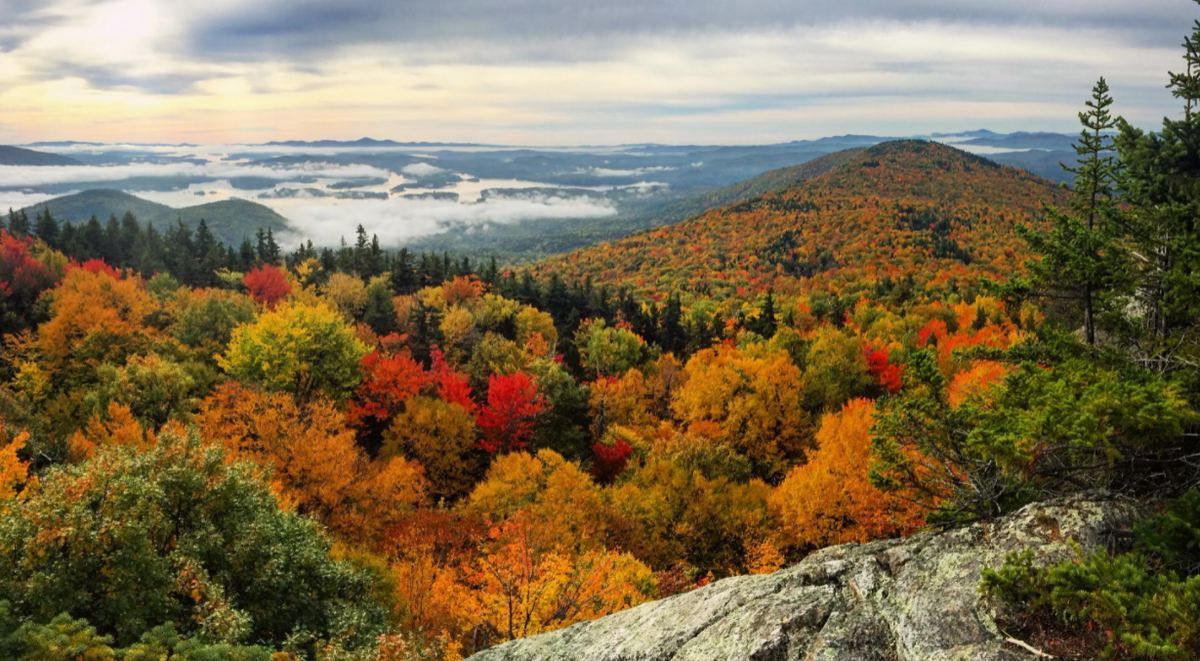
xmin=241 ymin=264 xmax=291 ymax=309
xmin=0 ymin=428 xmax=388 ymax=652
xmin=197 ymin=382 xmax=426 ymax=543
xmin=476 ymin=372 xmax=547 ymax=454
xmin=219 ymin=301 xmax=369 ymax=401
xmin=576 ymin=320 xmax=646 ymax=379
xmin=447 ymin=514 xmax=654 ymax=648
xmin=672 ymin=343 xmax=811 ymax=482
xmin=772 ymin=399 xmax=923 ymax=549
xmin=1015 ymin=78 xmax=1126 ymax=346
xmin=36 ymin=265 xmax=158 ymax=368
xmin=981 ymin=490 xmax=1200 ymax=659
xmin=871 ymin=350 xmax=1196 ymax=523
xmin=382 ymin=396 xmax=479 ymax=502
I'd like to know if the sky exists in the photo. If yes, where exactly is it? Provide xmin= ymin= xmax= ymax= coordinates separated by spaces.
xmin=0 ymin=0 xmax=1195 ymax=145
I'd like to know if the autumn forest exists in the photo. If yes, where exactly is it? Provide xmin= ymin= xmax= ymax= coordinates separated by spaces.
xmin=5 ymin=14 xmax=1200 ymax=661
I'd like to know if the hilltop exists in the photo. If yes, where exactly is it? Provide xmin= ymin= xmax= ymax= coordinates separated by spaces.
xmin=0 ymin=145 xmax=81 ymax=166
xmin=534 ymin=140 xmax=1067 ymax=300
xmin=20 ymin=189 xmax=289 ymax=244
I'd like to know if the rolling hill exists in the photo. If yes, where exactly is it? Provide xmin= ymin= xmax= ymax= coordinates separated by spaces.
xmin=20 ymin=189 xmax=289 ymax=244
xmin=0 ymin=145 xmax=81 ymax=166
xmin=534 ymin=140 xmax=1069 ymax=301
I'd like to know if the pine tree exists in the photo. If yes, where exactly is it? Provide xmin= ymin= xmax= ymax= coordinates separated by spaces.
xmin=363 ymin=283 xmax=398 ymax=336
xmin=104 ymin=214 xmax=122 ymax=263
xmin=8 ymin=209 xmax=29 ymax=237
xmin=367 ymin=234 xmax=384 ymax=278
xmin=390 ymin=248 xmax=416 ymax=294
xmin=1116 ymin=14 xmax=1200 ymax=366
xmin=659 ymin=292 xmax=686 ymax=356
xmin=82 ymin=215 xmax=105 ymax=260
xmin=1018 ymin=78 xmax=1124 ymax=346
xmin=352 ymin=225 xmax=370 ymax=276
xmin=755 ymin=291 xmax=777 ymax=338
xmin=264 ymin=228 xmax=280 ymax=263
xmin=34 ymin=207 xmax=59 ymax=247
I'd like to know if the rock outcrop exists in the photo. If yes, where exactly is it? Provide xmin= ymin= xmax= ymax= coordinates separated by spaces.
xmin=467 ymin=497 xmax=1143 ymax=661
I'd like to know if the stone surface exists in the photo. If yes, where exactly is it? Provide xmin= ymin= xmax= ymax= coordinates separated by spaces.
xmin=466 ymin=497 xmax=1143 ymax=661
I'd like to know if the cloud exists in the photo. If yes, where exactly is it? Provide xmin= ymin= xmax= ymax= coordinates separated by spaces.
xmin=0 ymin=161 xmax=395 ymax=188
xmin=575 ymin=166 xmax=675 ymax=177
xmin=275 ymin=194 xmax=617 ymax=247
xmin=183 ymin=0 xmax=1188 ymax=62
xmin=0 ymin=0 xmax=1194 ymax=144
xmin=401 ymin=162 xmax=445 ymax=176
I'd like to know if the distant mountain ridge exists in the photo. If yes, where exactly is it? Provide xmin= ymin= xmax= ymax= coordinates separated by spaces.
xmin=19 ymin=189 xmax=289 ymax=245
xmin=262 ymin=137 xmax=492 ymax=148
xmin=0 ymin=145 xmax=81 ymax=166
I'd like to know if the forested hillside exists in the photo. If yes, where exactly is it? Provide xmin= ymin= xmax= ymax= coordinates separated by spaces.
xmin=0 ymin=145 xmax=81 ymax=166
xmin=18 ymin=189 xmax=290 ymax=244
xmin=537 ymin=140 xmax=1066 ymax=303
xmin=2 ymin=27 xmax=1200 ymax=661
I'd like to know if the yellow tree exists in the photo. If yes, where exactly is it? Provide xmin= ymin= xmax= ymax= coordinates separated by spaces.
xmin=382 ymin=395 xmax=479 ymax=501
xmin=0 ymin=424 xmax=30 ymax=502
xmin=37 ymin=266 xmax=158 ymax=367
xmin=451 ymin=512 xmax=655 ymax=649
xmin=771 ymin=399 xmax=924 ymax=549
xmin=219 ymin=301 xmax=369 ymax=401
xmin=197 ymin=382 xmax=426 ymax=543
xmin=672 ymin=343 xmax=811 ymax=481
xmin=467 ymin=450 xmax=610 ymax=552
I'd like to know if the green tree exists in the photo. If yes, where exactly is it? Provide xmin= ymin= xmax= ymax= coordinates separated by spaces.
xmin=362 ymin=276 xmax=397 ymax=336
xmin=1018 ymin=78 xmax=1125 ymax=346
xmin=219 ymin=301 xmax=368 ymax=401
xmin=0 ymin=429 xmax=388 ymax=652
xmin=1115 ymin=10 xmax=1200 ymax=368
xmin=870 ymin=350 xmax=1196 ymax=524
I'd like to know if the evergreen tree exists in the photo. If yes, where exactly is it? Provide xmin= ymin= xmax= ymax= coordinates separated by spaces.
xmin=82 ymin=215 xmax=105 ymax=260
xmin=120 ymin=211 xmax=141 ymax=258
xmin=363 ymin=283 xmax=398 ymax=336
xmin=755 ymin=291 xmax=778 ymax=338
xmin=1116 ymin=18 xmax=1200 ymax=365
xmin=8 ymin=209 xmax=29 ymax=236
xmin=263 ymin=228 xmax=280 ymax=263
xmin=659 ymin=292 xmax=686 ymax=356
xmin=255 ymin=227 xmax=268 ymax=264
xmin=407 ymin=301 xmax=443 ymax=366
xmin=34 ymin=207 xmax=59 ymax=247
xmin=483 ymin=256 xmax=499 ymax=285
xmin=1018 ymin=78 xmax=1124 ymax=346
xmin=391 ymin=248 xmax=416 ymax=294
xmin=367 ymin=234 xmax=385 ymax=278
xmin=352 ymin=225 xmax=369 ymax=275
xmin=239 ymin=239 xmax=257 ymax=270
xmin=104 ymin=214 xmax=122 ymax=263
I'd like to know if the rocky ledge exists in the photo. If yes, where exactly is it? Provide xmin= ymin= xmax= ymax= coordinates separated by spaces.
xmin=468 ymin=498 xmax=1143 ymax=661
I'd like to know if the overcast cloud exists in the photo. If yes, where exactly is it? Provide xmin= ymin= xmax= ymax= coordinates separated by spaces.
xmin=0 ymin=0 xmax=1195 ymax=144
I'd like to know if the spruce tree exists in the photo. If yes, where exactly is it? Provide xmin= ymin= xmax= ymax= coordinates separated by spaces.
xmin=8 ymin=209 xmax=29 ymax=236
xmin=659 ymin=292 xmax=686 ymax=356
xmin=363 ymin=283 xmax=398 ymax=336
xmin=34 ymin=207 xmax=59 ymax=247
xmin=1116 ymin=11 xmax=1200 ymax=366
xmin=1018 ymin=78 xmax=1124 ymax=346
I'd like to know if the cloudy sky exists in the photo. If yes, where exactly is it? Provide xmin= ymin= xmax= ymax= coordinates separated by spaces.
xmin=0 ymin=0 xmax=1194 ymax=145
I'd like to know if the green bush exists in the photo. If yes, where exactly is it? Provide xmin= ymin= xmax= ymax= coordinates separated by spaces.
xmin=981 ymin=491 xmax=1200 ymax=659
xmin=0 ymin=428 xmax=387 ymax=655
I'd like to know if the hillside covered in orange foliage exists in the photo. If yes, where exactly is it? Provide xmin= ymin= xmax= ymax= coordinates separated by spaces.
xmin=537 ymin=140 xmax=1067 ymax=303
